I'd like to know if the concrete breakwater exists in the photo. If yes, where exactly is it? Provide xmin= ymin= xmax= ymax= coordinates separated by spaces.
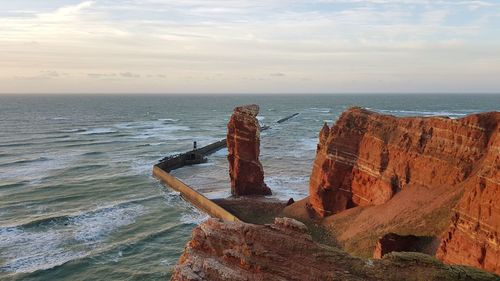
xmin=156 ymin=139 xmax=226 ymax=172
xmin=152 ymin=166 xmax=240 ymax=222
xmin=156 ymin=112 xmax=298 ymax=172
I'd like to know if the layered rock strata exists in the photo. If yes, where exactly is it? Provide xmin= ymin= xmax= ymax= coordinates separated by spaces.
xmin=307 ymin=107 xmax=499 ymax=275
xmin=436 ymin=113 xmax=500 ymax=275
xmin=227 ymin=104 xmax=271 ymax=196
xmin=171 ymin=218 xmax=499 ymax=281
xmin=309 ymin=107 xmax=498 ymax=217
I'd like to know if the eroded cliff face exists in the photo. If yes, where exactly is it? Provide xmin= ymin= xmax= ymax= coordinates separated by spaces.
xmin=307 ymin=107 xmax=500 ymax=275
xmin=227 ymin=104 xmax=271 ymax=196
xmin=171 ymin=218 xmax=499 ymax=281
xmin=436 ymin=114 xmax=500 ymax=275
xmin=309 ymin=107 xmax=497 ymax=217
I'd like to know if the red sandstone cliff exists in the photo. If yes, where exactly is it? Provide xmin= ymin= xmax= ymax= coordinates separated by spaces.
xmin=309 ymin=107 xmax=498 ymax=217
xmin=436 ymin=113 xmax=500 ymax=274
xmin=305 ymin=107 xmax=499 ymax=275
xmin=227 ymin=104 xmax=271 ymax=196
xmin=171 ymin=218 xmax=498 ymax=281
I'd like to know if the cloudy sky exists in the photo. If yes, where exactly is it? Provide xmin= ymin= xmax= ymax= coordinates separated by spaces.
xmin=1 ymin=0 xmax=499 ymax=94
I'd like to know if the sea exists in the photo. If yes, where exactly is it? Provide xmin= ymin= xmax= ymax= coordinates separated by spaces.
xmin=0 ymin=94 xmax=498 ymax=280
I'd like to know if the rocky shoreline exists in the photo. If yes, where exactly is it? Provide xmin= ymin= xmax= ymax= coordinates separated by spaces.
xmin=169 ymin=105 xmax=500 ymax=280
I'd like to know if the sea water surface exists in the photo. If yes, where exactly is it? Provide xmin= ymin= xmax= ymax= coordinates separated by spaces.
xmin=0 ymin=94 xmax=499 ymax=280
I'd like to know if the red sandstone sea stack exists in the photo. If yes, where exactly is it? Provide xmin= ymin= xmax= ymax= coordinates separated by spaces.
xmin=227 ymin=104 xmax=271 ymax=196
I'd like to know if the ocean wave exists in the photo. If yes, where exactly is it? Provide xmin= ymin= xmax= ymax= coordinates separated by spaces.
xmin=70 ymin=204 xmax=145 ymax=243
xmin=61 ymin=164 xmax=109 ymax=174
xmin=0 ymin=223 xmax=187 ymax=277
xmin=62 ymin=140 xmax=131 ymax=148
xmin=158 ymin=118 xmax=179 ymax=123
xmin=0 ymin=156 xmax=49 ymax=167
xmin=77 ymin=128 xmax=118 ymax=135
xmin=375 ymin=109 xmax=468 ymax=117
xmin=81 ymin=151 xmax=104 ymax=156
xmin=0 ymin=227 xmax=87 ymax=274
xmin=0 ymin=152 xmax=80 ymax=184
xmin=0 ymin=181 xmax=28 ymax=189
xmin=300 ymin=138 xmax=318 ymax=151
xmin=307 ymin=107 xmax=331 ymax=113
xmin=0 ymin=196 xmax=161 ymax=229
xmin=57 ymin=128 xmax=87 ymax=133
xmin=0 ymin=142 xmax=35 ymax=148
xmin=266 ymin=175 xmax=309 ymax=200
xmin=135 ymin=142 xmax=164 ymax=147
xmin=179 ymin=206 xmax=209 ymax=225
xmin=0 ymin=201 xmax=150 ymax=273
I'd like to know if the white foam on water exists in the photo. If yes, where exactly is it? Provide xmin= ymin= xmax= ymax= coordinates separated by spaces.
xmin=158 ymin=118 xmax=179 ymax=122
xmin=0 ymin=203 xmax=146 ymax=273
xmin=0 ymin=151 xmax=82 ymax=185
xmin=307 ymin=107 xmax=331 ymax=113
xmin=77 ymin=128 xmax=117 ymax=135
xmin=300 ymin=138 xmax=318 ymax=152
xmin=266 ymin=175 xmax=309 ymax=200
xmin=124 ymin=120 xmax=192 ymax=141
xmin=376 ymin=109 xmax=467 ymax=117
xmin=203 ymin=189 xmax=231 ymax=200
xmin=0 ymin=227 xmax=86 ymax=273
xmin=69 ymin=204 xmax=145 ymax=243
xmin=59 ymin=128 xmax=87 ymax=133
xmin=179 ymin=207 xmax=209 ymax=225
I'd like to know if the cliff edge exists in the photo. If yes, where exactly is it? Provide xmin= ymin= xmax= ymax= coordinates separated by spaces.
xmin=303 ymin=107 xmax=499 ymax=274
xmin=171 ymin=218 xmax=498 ymax=281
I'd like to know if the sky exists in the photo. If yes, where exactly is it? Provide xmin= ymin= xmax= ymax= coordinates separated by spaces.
xmin=0 ymin=0 xmax=499 ymax=94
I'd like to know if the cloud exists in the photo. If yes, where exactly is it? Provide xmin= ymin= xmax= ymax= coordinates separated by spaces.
xmin=270 ymin=73 xmax=285 ymax=77
xmin=13 ymin=70 xmax=65 ymax=80
xmin=0 ymin=0 xmax=499 ymax=93
xmin=88 ymin=73 xmax=117 ymax=79
xmin=120 ymin=72 xmax=141 ymax=78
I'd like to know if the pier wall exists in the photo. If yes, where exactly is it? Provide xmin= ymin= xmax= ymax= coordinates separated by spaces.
xmin=152 ymin=166 xmax=240 ymax=222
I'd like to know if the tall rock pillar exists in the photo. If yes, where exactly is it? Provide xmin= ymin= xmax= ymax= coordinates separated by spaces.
xmin=227 ymin=104 xmax=271 ymax=196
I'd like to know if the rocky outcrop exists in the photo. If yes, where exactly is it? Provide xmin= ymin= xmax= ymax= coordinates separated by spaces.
xmin=436 ymin=113 xmax=500 ymax=275
xmin=309 ymin=107 xmax=498 ymax=217
xmin=171 ymin=218 xmax=499 ymax=281
xmin=306 ymin=107 xmax=500 ymax=275
xmin=227 ymin=104 xmax=271 ymax=196
xmin=373 ymin=233 xmax=437 ymax=259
